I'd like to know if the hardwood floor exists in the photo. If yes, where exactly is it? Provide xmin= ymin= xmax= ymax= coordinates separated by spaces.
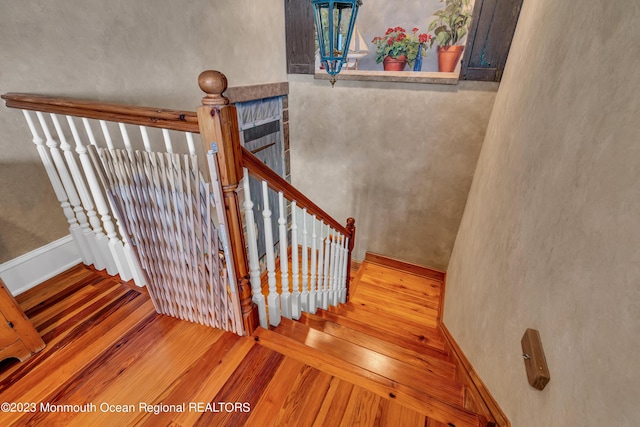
xmin=0 ymin=259 xmax=493 ymax=426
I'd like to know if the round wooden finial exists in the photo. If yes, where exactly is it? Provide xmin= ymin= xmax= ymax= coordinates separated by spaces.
xmin=198 ymin=70 xmax=229 ymax=106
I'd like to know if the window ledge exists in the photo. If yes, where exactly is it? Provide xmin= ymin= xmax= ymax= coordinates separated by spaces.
xmin=313 ymin=69 xmax=459 ymax=85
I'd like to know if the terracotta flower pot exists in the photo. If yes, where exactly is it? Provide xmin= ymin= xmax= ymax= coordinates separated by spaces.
xmin=437 ymin=45 xmax=465 ymax=72
xmin=383 ymin=55 xmax=407 ymax=71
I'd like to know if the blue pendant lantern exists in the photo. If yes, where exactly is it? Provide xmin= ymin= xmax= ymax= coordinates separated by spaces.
xmin=310 ymin=0 xmax=363 ymax=86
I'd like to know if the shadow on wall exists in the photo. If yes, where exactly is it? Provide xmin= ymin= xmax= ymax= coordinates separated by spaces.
xmin=0 ymin=161 xmax=68 ymax=264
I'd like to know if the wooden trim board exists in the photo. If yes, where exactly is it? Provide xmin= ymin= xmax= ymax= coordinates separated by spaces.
xmin=364 ymin=252 xmax=445 ymax=282
xmin=226 ymin=82 xmax=289 ymax=104
xmin=0 ymin=235 xmax=82 ymax=296
xmin=440 ymin=323 xmax=510 ymax=427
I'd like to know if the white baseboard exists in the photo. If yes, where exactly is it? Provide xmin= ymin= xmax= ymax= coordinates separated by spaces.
xmin=0 ymin=235 xmax=82 ymax=296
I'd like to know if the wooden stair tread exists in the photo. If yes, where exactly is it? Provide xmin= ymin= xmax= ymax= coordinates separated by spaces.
xmin=345 ymin=295 xmax=440 ymax=329
xmin=357 ymin=262 xmax=443 ymax=297
xmin=327 ymin=304 xmax=447 ymax=353
xmin=299 ymin=311 xmax=456 ymax=376
xmin=352 ymin=279 xmax=441 ymax=312
xmin=255 ymin=326 xmax=485 ymax=427
xmin=272 ymin=317 xmax=461 ymax=401
xmin=312 ymin=307 xmax=448 ymax=357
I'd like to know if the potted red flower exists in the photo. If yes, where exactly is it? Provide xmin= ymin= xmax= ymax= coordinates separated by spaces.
xmin=372 ymin=27 xmax=432 ymax=71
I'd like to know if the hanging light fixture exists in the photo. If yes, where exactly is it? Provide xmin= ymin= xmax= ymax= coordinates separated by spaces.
xmin=310 ymin=0 xmax=363 ymax=86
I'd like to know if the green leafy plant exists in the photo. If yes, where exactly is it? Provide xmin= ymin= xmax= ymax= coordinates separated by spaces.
xmin=372 ymin=27 xmax=432 ymax=66
xmin=428 ymin=0 xmax=472 ymax=47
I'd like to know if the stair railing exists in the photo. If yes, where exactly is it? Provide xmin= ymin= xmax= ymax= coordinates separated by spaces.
xmin=196 ymin=71 xmax=356 ymax=332
xmin=2 ymin=87 xmax=245 ymax=334
xmin=2 ymin=70 xmax=356 ymax=336
xmin=1 ymin=93 xmax=203 ymax=287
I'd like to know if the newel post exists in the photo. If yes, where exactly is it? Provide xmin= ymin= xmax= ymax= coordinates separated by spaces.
xmin=197 ymin=70 xmax=259 ymax=336
xmin=345 ymin=217 xmax=356 ymax=300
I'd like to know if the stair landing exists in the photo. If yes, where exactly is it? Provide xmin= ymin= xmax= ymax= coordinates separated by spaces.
xmin=254 ymin=254 xmax=491 ymax=427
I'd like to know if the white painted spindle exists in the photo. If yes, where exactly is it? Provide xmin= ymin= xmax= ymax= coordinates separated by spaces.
xmin=118 ymin=123 xmax=133 ymax=151
xmin=22 ymin=111 xmax=85 ymax=262
xmin=336 ymin=234 xmax=345 ymax=305
xmin=96 ymin=120 xmax=135 ymax=279
xmin=291 ymin=201 xmax=301 ymax=319
xmin=108 ymin=122 xmax=140 ymax=282
xmin=36 ymin=113 xmax=93 ymax=265
xmin=242 ymin=168 xmax=267 ymax=328
xmin=81 ymin=118 xmax=119 ymax=274
xmin=66 ymin=116 xmax=109 ymax=271
xmin=316 ymin=221 xmax=324 ymax=308
xmin=309 ymin=215 xmax=317 ymax=314
xmin=186 ymin=132 xmax=196 ymax=156
xmin=329 ymin=230 xmax=339 ymax=306
xmin=334 ymin=234 xmax=342 ymax=306
xmin=140 ymin=126 xmax=152 ymax=152
xmin=278 ymin=192 xmax=291 ymax=319
xmin=262 ymin=181 xmax=280 ymax=326
xmin=162 ymin=129 xmax=174 ymax=153
xmin=301 ymin=208 xmax=309 ymax=313
xmin=335 ymin=234 xmax=345 ymax=306
xmin=321 ymin=224 xmax=331 ymax=309
xmin=50 ymin=114 xmax=95 ymax=266
xmin=341 ymin=236 xmax=349 ymax=303
xmin=98 ymin=120 xmax=115 ymax=149
xmin=316 ymin=223 xmax=325 ymax=309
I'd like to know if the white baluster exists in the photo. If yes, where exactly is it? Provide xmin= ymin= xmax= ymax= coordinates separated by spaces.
xmin=329 ymin=230 xmax=339 ymax=307
xmin=335 ymin=234 xmax=344 ymax=305
xmin=66 ymin=116 xmax=108 ymax=271
xmin=186 ymin=132 xmax=196 ymax=156
xmin=98 ymin=120 xmax=115 ymax=149
xmin=50 ymin=114 xmax=96 ymax=266
xmin=334 ymin=234 xmax=342 ymax=307
xmin=23 ymin=111 xmax=85 ymax=261
xmin=242 ymin=169 xmax=267 ymax=328
xmin=335 ymin=234 xmax=345 ymax=306
xmin=162 ymin=129 xmax=174 ymax=153
xmin=118 ymin=123 xmax=133 ymax=151
xmin=341 ymin=236 xmax=349 ymax=303
xmin=278 ymin=192 xmax=291 ymax=319
xmin=322 ymin=224 xmax=331 ymax=309
xmin=262 ymin=181 xmax=280 ymax=326
xmin=36 ymin=113 xmax=93 ymax=264
xmin=139 ymin=126 xmax=152 ymax=152
xmin=81 ymin=119 xmax=119 ymax=274
xmin=309 ymin=215 xmax=317 ymax=314
xmin=108 ymin=122 xmax=142 ymax=282
xmin=301 ymin=208 xmax=309 ymax=313
xmin=336 ymin=234 xmax=347 ymax=305
xmin=316 ymin=223 xmax=325 ymax=309
xmin=291 ymin=201 xmax=301 ymax=319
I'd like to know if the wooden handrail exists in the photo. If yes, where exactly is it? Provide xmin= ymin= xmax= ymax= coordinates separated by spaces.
xmin=1 ymin=93 xmax=199 ymax=133
xmin=241 ymin=146 xmax=350 ymax=237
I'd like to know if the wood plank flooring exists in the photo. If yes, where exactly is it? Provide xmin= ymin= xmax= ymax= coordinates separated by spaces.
xmin=0 ymin=258 xmax=492 ymax=426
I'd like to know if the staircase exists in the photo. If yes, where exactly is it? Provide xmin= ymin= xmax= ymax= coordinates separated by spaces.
xmin=254 ymin=253 xmax=497 ymax=427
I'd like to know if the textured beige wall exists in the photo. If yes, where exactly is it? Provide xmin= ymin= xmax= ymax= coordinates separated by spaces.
xmin=0 ymin=0 xmax=286 ymax=263
xmin=288 ymin=75 xmax=497 ymax=270
xmin=444 ymin=0 xmax=640 ymax=425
